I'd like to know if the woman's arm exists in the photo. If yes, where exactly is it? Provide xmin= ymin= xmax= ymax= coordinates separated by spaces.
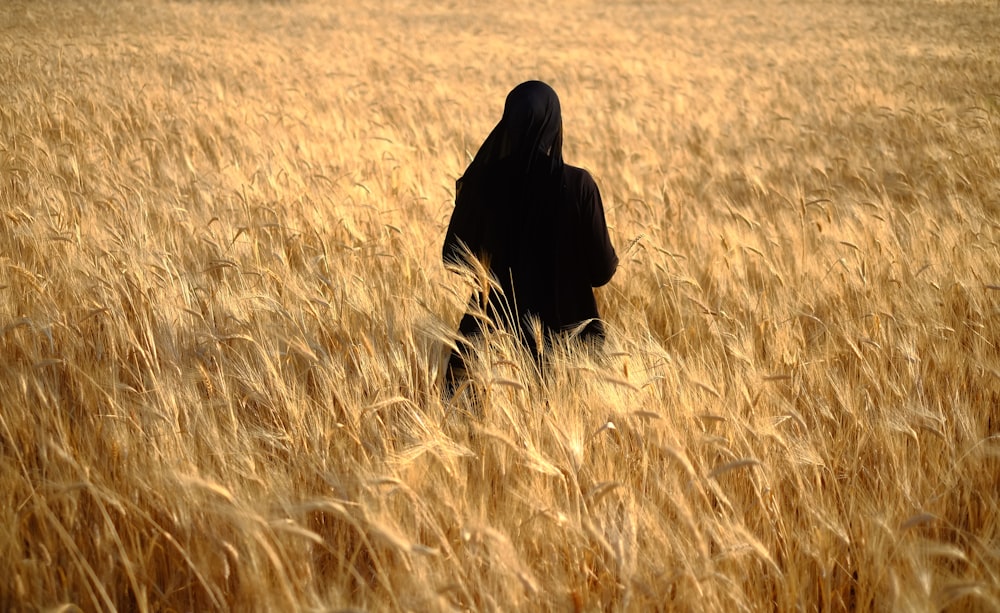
xmin=577 ymin=170 xmax=618 ymax=287
xmin=442 ymin=179 xmax=480 ymax=266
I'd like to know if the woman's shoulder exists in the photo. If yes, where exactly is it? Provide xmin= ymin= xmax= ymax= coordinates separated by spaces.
xmin=563 ymin=163 xmax=594 ymax=182
xmin=562 ymin=164 xmax=599 ymax=197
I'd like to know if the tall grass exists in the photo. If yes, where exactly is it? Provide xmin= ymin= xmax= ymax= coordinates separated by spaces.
xmin=2 ymin=0 xmax=998 ymax=610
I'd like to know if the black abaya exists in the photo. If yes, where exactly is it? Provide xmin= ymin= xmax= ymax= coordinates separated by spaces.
xmin=443 ymin=81 xmax=618 ymax=357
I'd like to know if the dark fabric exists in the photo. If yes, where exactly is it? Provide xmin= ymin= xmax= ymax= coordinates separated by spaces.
xmin=443 ymin=81 xmax=618 ymax=358
xmin=460 ymin=80 xmax=564 ymax=179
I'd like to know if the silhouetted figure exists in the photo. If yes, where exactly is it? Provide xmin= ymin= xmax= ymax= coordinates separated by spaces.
xmin=443 ymin=81 xmax=617 ymax=389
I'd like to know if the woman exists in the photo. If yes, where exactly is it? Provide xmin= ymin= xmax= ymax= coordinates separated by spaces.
xmin=443 ymin=80 xmax=617 ymax=376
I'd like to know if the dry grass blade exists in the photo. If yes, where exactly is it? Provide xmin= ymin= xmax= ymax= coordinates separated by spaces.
xmin=708 ymin=459 xmax=761 ymax=480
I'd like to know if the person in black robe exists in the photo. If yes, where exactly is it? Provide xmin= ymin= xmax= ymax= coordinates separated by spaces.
xmin=443 ymin=80 xmax=618 ymax=383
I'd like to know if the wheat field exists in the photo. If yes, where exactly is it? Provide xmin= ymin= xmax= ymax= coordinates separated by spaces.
xmin=1 ymin=0 xmax=999 ymax=610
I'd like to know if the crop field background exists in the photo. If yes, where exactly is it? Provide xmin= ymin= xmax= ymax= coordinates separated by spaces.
xmin=2 ymin=0 xmax=999 ymax=610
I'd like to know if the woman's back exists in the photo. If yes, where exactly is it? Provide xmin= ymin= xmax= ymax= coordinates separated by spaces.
xmin=444 ymin=158 xmax=617 ymax=345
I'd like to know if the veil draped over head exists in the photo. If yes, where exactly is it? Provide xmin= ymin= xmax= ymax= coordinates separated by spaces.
xmin=460 ymin=80 xmax=564 ymax=183
xmin=445 ymin=80 xmax=570 ymax=349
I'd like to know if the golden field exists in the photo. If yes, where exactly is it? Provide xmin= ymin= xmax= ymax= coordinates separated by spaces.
xmin=1 ymin=0 xmax=999 ymax=610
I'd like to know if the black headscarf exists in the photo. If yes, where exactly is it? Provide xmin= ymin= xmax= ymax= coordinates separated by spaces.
xmin=444 ymin=81 xmax=570 ymax=349
xmin=459 ymin=80 xmax=564 ymax=182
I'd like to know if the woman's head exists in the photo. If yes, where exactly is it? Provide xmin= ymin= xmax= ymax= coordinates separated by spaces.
xmin=499 ymin=81 xmax=563 ymax=167
xmin=464 ymin=80 xmax=564 ymax=177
